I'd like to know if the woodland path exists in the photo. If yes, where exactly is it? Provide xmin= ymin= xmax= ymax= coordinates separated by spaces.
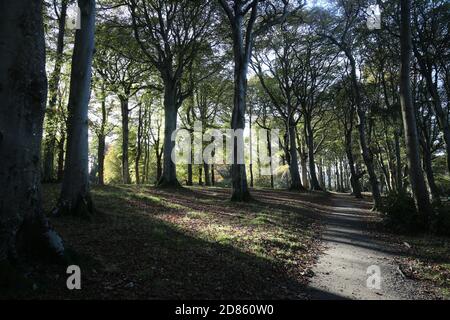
xmin=307 ymin=193 xmax=434 ymax=300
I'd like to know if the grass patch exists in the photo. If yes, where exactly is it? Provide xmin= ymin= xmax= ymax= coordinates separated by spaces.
xmin=396 ymin=236 xmax=450 ymax=299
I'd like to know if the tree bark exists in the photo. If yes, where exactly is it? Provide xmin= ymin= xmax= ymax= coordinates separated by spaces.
xmin=399 ymin=0 xmax=432 ymax=221
xmin=230 ymin=49 xmax=251 ymax=200
xmin=203 ymin=163 xmax=211 ymax=186
xmin=198 ymin=166 xmax=203 ymax=186
xmin=345 ymin=131 xmax=363 ymax=198
xmin=97 ymin=134 xmax=105 ymax=185
xmin=120 ymin=96 xmax=131 ymax=184
xmin=394 ymin=130 xmax=403 ymax=191
xmin=0 ymin=0 xmax=65 ymax=272
xmin=56 ymin=131 xmax=66 ymax=182
xmin=267 ymin=129 xmax=274 ymax=189
xmin=158 ymin=83 xmax=180 ymax=187
xmin=305 ymin=117 xmax=322 ymax=190
xmin=135 ymin=102 xmax=144 ymax=185
xmin=97 ymin=84 xmax=107 ymax=186
xmin=55 ymin=0 xmax=96 ymax=217
xmin=287 ymin=123 xmax=305 ymax=191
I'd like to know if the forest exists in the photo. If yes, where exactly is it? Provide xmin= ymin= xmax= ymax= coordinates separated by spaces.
xmin=0 ymin=0 xmax=449 ymax=302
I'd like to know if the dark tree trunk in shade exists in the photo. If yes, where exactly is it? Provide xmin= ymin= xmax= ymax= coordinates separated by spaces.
xmin=305 ymin=117 xmax=322 ymax=191
xmin=55 ymin=0 xmax=96 ymax=217
xmin=203 ymin=163 xmax=211 ymax=186
xmin=344 ymin=130 xmax=362 ymax=198
xmin=97 ymin=134 xmax=105 ymax=185
xmin=187 ymin=166 xmax=193 ymax=186
xmin=211 ymin=164 xmax=215 ymax=186
xmin=198 ymin=166 xmax=203 ymax=186
xmin=57 ymin=131 xmax=66 ymax=182
xmin=42 ymin=0 xmax=69 ymax=182
xmin=288 ymin=123 xmax=305 ymax=191
xmin=327 ymin=166 xmax=332 ymax=190
xmin=0 ymin=0 xmax=65 ymax=270
xmin=394 ymin=130 xmax=403 ymax=191
xmin=135 ymin=102 xmax=144 ymax=185
xmin=230 ymin=54 xmax=251 ymax=200
xmin=120 ymin=96 xmax=131 ymax=184
xmin=399 ymin=0 xmax=432 ymax=220
xmin=267 ymin=130 xmax=275 ymax=189
xmin=158 ymin=83 xmax=180 ymax=187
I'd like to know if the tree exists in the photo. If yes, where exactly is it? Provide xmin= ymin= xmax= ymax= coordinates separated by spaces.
xmin=94 ymin=23 xmax=146 ymax=184
xmin=317 ymin=1 xmax=382 ymax=209
xmin=0 ymin=0 xmax=65 ymax=279
xmin=90 ymin=74 xmax=116 ymax=185
xmin=252 ymin=25 xmax=306 ymax=191
xmin=218 ymin=0 xmax=302 ymax=200
xmin=330 ymin=75 xmax=363 ymax=198
xmin=42 ymin=0 xmax=72 ymax=182
xmin=412 ymin=0 xmax=450 ymax=174
xmin=399 ymin=0 xmax=432 ymax=220
xmin=55 ymin=0 xmax=96 ymax=217
xmin=127 ymin=0 xmax=214 ymax=187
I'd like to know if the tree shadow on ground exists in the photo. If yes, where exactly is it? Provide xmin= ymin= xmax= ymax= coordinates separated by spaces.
xmin=6 ymin=184 xmax=327 ymax=299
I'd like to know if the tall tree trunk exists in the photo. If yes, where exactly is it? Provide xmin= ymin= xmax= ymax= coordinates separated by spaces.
xmin=56 ymin=131 xmax=66 ymax=182
xmin=335 ymin=161 xmax=342 ymax=192
xmin=327 ymin=166 xmax=332 ymax=190
xmin=55 ymin=0 xmax=96 ymax=217
xmin=0 ymin=0 xmax=65 ymax=273
xmin=211 ymin=164 xmax=215 ymax=186
xmin=394 ymin=130 xmax=403 ymax=191
xmin=399 ymin=0 xmax=432 ymax=221
xmin=230 ymin=49 xmax=251 ymax=201
xmin=198 ymin=166 xmax=203 ymax=186
xmin=347 ymin=53 xmax=382 ymax=209
xmin=158 ymin=83 xmax=180 ymax=187
xmin=135 ymin=102 xmax=143 ymax=185
xmin=249 ymin=107 xmax=254 ymax=188
xmin=42 ymin=0 xmax=69 ymax=182
xmin=120 ymin=96 xmax=131 ymax=184
xmin=421 ymin=143 xmax=441 ymax=203
xmin=297 ymin=136 xmax=309 ymax=190
xmin=98 ymin=134 xmax=105 ymax=185
xmin=345 ymin=134 xmax=363 ymax=198
xmin=203 ymin=163 xmax=211 ymax=186
xmin=267 ymin=129 xmax=274 ymax=189
xmin=187 ymin=165 xmax=193 ymax=186
xmin=97 ymin=85 xmax=107 ymax=186
xmin=288 ymin=122 xmax=305 ymax=191
xmin=339 ymin=159 xmax=345 ymax=191
xmin=305 ymin=118 xmax=322 ymax=190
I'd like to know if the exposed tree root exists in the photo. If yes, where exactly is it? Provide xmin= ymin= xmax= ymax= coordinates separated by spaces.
xmin=53 ymin=194 xmax=95 ymax=219
xmin=231 ymin=190 xmax=253 ymax=202
xmin=157 ymin=177 xmax=182 ymax=189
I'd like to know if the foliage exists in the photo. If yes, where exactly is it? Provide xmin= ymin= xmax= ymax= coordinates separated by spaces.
xmin=381 ymin=191 xmax=426 ymax=234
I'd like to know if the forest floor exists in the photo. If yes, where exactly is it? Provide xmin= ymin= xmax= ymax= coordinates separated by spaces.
xmin=2 ymin=185 xmax=449 ymax=299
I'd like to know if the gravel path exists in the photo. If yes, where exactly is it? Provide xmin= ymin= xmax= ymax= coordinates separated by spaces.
xmin=307 ymin=193 xmax=434 ymax=300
